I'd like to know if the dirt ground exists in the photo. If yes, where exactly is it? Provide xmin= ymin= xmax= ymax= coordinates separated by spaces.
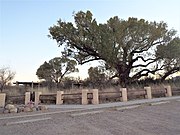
xmin=0 ymin=100 xmax=180 ymax=135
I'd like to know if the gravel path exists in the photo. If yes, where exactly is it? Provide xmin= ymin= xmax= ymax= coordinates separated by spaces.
xmin=0 ymin=99 xmax=180 ymax=135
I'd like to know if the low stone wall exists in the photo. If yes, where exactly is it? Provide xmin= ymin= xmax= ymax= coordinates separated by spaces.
xmin=1 ymin=85 xmax=175 ymax=106
xmin=54 ymin=86 xmax=173 ymax=105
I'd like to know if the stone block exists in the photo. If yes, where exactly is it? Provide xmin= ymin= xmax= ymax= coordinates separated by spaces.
xmin=9 ymin=108 xmax=18 ymax=113
xmin=120 ymin=88 xmax=127 ymax=102
xmin=92 ymin=89 xmax=99 ymax=104
xmin=82 ymin=89 xmax=88 ymax=105
xmin=4 ymin=104 xmax=17 ymax=113
xmin=35 ymin=92 xmax=42 ymax=106
xmin=144 ymin=87 xmax=152 ymax=99
xmin=24 ymin=107 xmax=33 ymax=112
xmin=56 ymin=91 xmax=64 ymax=105
xmin=0 ymin=93 xmax=6 ymax=107
xmin=164 ymin=85 xmax=172 ymax=97
xmin=5 ymin=104 xmax=15 ymax=110
xmin=38 ymin=105 xmax=47 ymax=111
xmin=25 ymin=92 xmax=31 ymax=105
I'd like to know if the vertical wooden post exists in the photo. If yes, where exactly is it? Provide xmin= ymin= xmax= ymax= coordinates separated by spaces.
xmin=31 ymin=81 xmax=34 ymax=90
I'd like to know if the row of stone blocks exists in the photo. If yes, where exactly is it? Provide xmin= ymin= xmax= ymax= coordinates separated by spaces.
xmin=56 ymin=86 xmax=172 ymax=105
xmin=0 ymin=92 xmax=43 ymax=107
xmin=0 ymin=86 xmax=172 ymax=107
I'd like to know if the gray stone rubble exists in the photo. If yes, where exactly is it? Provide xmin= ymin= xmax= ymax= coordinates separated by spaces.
xmin=2 ymin=102 xmax=47 ymax=114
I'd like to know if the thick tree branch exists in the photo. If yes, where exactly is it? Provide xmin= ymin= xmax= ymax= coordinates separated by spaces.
xmin=131 ymin=64 xmax=164 ymax=81
xmin=109 ymin=74 xmax=118 ymax=80
xmin=132 ymin=57 xmax=160 ymax=68
xmin=132 ymin=40 xmax=164 ymax=54
xmin=161 ymin=67 xmax=180 ymax=81
xmin=133 ymin=56 xmax=159 ymax=62
xmin=79 ymin=57 xmax=101 ymax=64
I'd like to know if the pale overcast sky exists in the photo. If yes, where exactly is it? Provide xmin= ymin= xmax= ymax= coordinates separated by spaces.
xmin=0 ymin=0 xmax=180 ymax=82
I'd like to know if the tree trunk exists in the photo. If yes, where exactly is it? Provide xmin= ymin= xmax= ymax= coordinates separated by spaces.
xmin=118 ymin=74 xmax=129 ymax=88
xmin=0 ymin=84 xmax=4 ymax=93
xmin=116 ymin=63 xmax=130 ymax=88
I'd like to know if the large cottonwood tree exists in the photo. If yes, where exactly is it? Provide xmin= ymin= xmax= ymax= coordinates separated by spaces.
xmin=49 ymin=10 xmax=178 ymax=87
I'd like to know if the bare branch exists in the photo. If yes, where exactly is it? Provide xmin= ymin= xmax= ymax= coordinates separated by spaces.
xmin=0 ymin=67 xmax=15 ymax=92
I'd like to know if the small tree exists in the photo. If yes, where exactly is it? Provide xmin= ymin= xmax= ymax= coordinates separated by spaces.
xmin=0 ymin=67 xmax=15 ymax=92
xmin=36 ymin=57 xmax=78 ymax=87
xmin=88 ymin=66 xmax=107 ymax=88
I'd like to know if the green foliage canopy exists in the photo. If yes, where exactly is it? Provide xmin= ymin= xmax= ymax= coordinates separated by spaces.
xmin=49 ymin=10 xmax=178 ymax=86
xmin=156 ymin=37 xmax=180 ymax=80
xmin=88 ymin=66 xmax=107 ymax=87
xmin=36 ymin=57 xmax=78 ymax=84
